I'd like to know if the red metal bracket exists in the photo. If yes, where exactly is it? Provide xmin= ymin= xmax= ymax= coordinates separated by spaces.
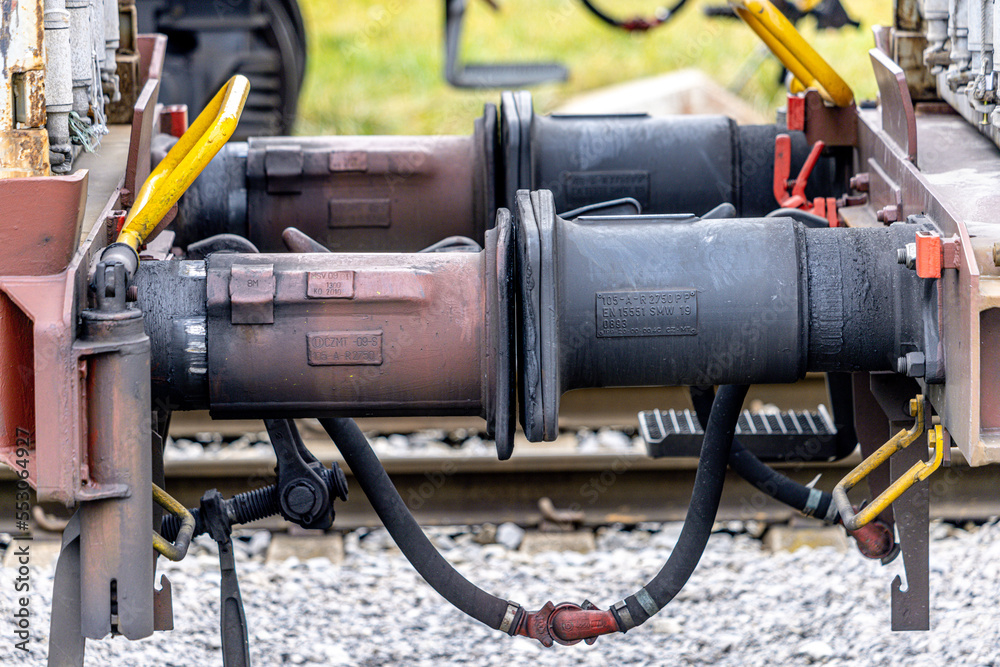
xmin=915 ymin=231 xmax=962 ymax=279
xmin=159 ymin=104 xmax=189 ymax=138
xmin=787 ymin=94 xmax=806 ymax=132
xmin=812 ymin=197 xmax=840 ymax=227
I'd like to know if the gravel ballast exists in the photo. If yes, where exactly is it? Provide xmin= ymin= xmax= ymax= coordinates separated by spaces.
xmin=2 ymin=520 xmax=999 ymax=666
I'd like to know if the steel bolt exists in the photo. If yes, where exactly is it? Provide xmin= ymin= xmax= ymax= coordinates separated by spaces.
xmin=897 ymin=351 xmax=926 ymax=377
xmin=283 ymin=482 xmax=318 ymax=518
xmin=876 ymin=205 xmax=900 ymax=223
xmin=897 ymin=242 xmax=917 ymax=269
xmin=849 ymin=172 xmax=870 ymax=192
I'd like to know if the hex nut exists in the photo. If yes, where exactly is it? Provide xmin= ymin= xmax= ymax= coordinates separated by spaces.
xmin=849 ymin=173 xmax=870 ymax=192
xmin=903 ymin=351 xmax=926 ymax=378
xmin=897 ymin=243 xmax=917 ymax=270
xmin=877 ymin=205 xmax=900 ymax=223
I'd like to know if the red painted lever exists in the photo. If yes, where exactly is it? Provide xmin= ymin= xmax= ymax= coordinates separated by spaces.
xmin=773 ymin=134 xmax=826 ymax=210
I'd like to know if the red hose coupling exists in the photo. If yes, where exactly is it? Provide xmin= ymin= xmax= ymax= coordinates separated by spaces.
xmin=846 ymin=506 xmax=895 ymax=560
xmin=513 ymin=601 xmax=620 ymax=647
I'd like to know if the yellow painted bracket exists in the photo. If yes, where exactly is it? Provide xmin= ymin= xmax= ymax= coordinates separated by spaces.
xmin=117 ymin=74 xmax=250 ymax=252
xmin=728 ymin=0 xmax=853 ymax=107
xmin=832 ymin=397 xmax=944 ymax=531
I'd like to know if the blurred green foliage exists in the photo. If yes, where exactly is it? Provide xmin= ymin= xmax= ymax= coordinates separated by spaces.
xmin=295 ymin=0 xmax=891 ymax=135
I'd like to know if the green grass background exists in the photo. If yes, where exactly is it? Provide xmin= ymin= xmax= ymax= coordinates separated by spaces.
xmin=295 ymin=0 xmax=891 ymax=135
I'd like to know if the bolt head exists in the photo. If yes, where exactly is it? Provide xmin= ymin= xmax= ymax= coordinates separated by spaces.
xmin=877 ymin=205 xmax=900 ymax=223
xmin=900 ymin=352 xmax=927 ymax=378
xmin=283 ymin=482 xmax=319 ymax=518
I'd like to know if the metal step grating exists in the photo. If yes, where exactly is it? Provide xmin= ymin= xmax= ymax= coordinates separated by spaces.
xmin=638 ymin=405 xmax=838 ymax=461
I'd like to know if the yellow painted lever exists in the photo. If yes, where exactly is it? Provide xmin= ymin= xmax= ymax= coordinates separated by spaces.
xmin=728 ymin=0 xmax=854 ymax=107
xmin=117 ymin=74 xmax=250 ymax=252
xmin=832 ymin=398 xmax=944 ymax=530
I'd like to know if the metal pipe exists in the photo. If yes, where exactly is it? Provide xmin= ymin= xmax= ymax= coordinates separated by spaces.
xmin=950 ymin=0 xmax=972 ymax=75
xmin=102 ymin=0 xmax=120 ymax=102
xmin=43 ymin=0 xmax=73 ymax=167
xmin=67 ymin=0 xmax=91 ymax=117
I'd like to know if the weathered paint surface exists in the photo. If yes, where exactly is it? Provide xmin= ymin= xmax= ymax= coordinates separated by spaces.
xmin=1 ymin=0 xmax=50 ymax=177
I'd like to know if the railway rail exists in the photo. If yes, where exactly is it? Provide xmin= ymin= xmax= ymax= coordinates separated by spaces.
xmin=4 ymin=426 xmax=995 ymax=535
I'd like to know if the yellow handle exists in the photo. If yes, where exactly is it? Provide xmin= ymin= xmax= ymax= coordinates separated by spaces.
xmin=152 ymin=483 xmax=196 ymax=562
xmin=729 ymin=0 xmax=854 ymax=107
xmin=117 ymin=75 xmax=250 ymax=252
xmin=832 ymin=398 xmax=943 ymax=530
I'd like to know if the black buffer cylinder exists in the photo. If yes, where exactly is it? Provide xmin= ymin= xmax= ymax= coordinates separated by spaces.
xmin=514 ymin=189 xmax=934 ymax=442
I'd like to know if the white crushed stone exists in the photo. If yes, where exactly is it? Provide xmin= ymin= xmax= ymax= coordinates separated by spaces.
xmin=495 ymin=522 xmax=526 ymax=550
xmin=163 ymin=426 xmax=643 ymax=462
xmin=2 ymin=520 xmax=1000 ymax=666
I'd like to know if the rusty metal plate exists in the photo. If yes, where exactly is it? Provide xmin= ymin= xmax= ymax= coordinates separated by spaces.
xmin=0 ymin=171 xmax=87 ymax=275
xmin=306 ymin=270 xmax=355 ymax=298
xmin=205 ymin=252 xmax=488 ymax=418
xmin=870 ymin=48 xmax=918 ymax=163
xmin=328 ymin=151 xmax=367 ymax=172
xmin=306 ymin=331 xmax=382 ymax=366
xmin=327 ymin=199 xmax=392 ymax=228
xmin=229 ymin=264 xmax=275 ymax=325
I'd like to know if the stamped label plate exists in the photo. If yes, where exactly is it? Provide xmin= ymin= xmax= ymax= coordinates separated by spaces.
xmin=307 ymin=331 xmax=383 ymax=365
xmin=307 ymin=270 xmax=355 ymax=299
xmin=596 ymin=290 xmax=697 ymax=337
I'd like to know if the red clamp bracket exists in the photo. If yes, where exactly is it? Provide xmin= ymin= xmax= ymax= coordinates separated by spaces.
xmin=811 ymin=196 xmax=840 ymax=228
xmin=787 ymin=94 xmax=806 ymax=131
xmin=914 ymin=231 xmax=962 ymax=279
xmin=512 ymin=601 xmax=619 ymax=647
xmin=773 ymin=134 xmax=826 ymax=211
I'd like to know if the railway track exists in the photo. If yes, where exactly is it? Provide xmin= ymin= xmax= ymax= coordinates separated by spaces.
xmin=3 ymin=380 xmax=998 ymax=533
xmin=156 ymin=447 xmax=1000 ymax=530
xmin=5 ymin=434 xmax=997 ymax=535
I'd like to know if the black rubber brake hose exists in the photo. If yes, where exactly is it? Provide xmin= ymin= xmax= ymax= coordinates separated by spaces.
xmin=689 ymin=386 xmax=837 ymax=523
xmin=579 ymin=0 xmax=688 ymax=31
xmin=319 ymin=417 xmax=511 ymax=630
xmin=611 ymin=384 xmax=749 ymax=630
xmin=321 ymin=385 xmax=747 ymax=635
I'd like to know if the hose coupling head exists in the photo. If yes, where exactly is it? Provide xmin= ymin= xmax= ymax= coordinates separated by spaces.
xmin=512 ymin=600 xmax=619 ymax=647
xmin=845 ymin=504 xmax=896 ymax=560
